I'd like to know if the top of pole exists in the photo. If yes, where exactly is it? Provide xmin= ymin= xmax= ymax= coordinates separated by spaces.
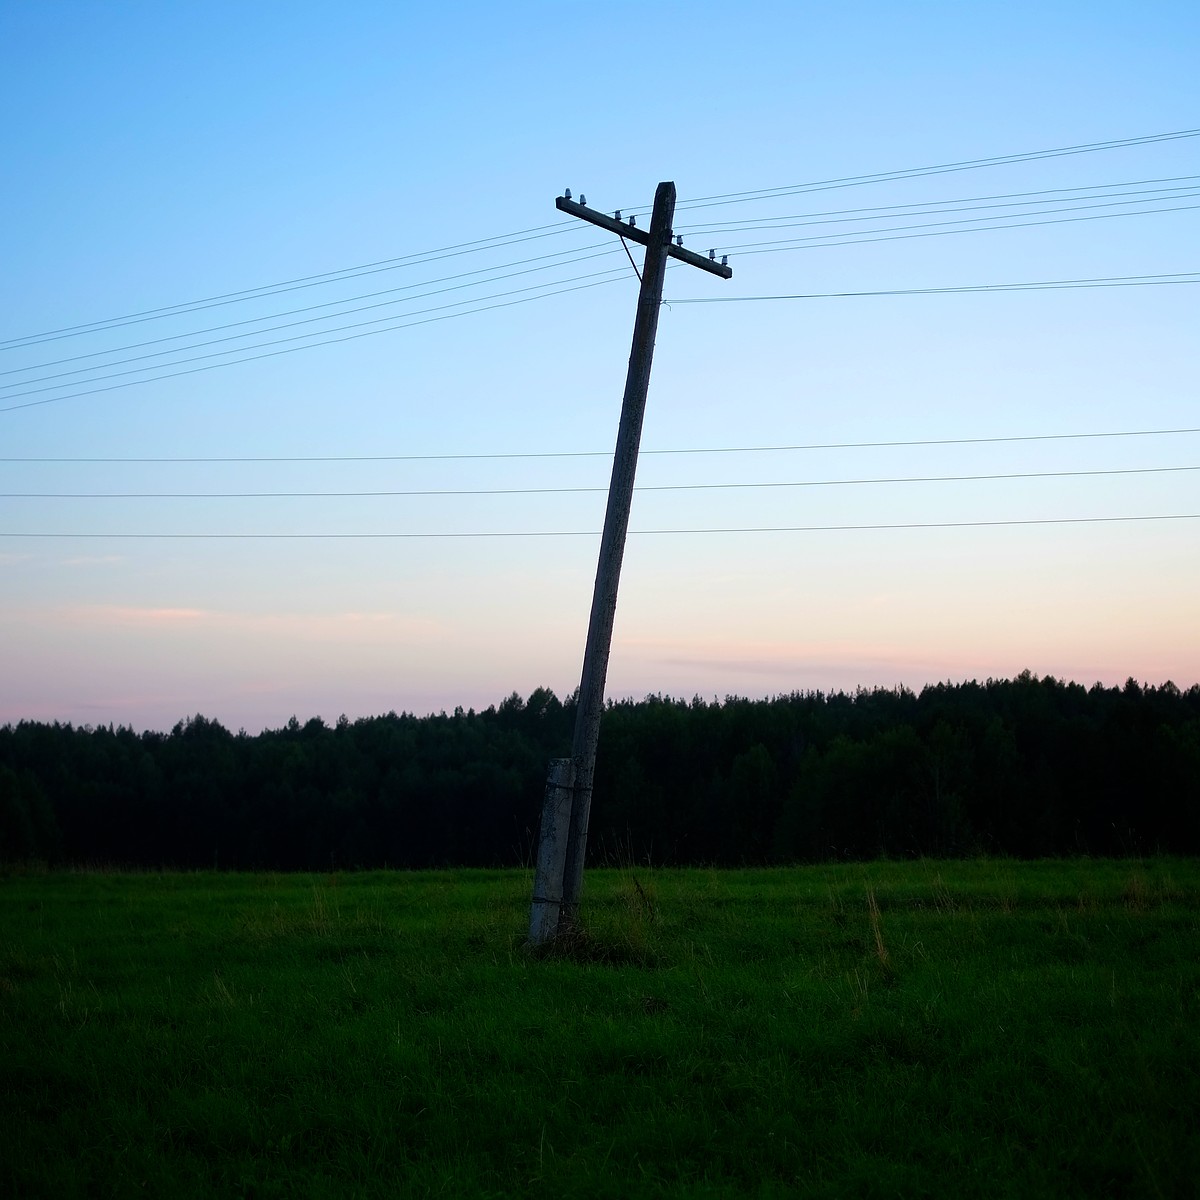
xmin=555 ymin=191 xmax=733 ymax=279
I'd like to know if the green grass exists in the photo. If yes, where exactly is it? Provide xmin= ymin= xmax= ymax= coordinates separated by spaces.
xmin=2 ymin=859 xmax=1198 ymax=1198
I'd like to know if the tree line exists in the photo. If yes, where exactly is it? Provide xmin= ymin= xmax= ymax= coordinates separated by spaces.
xmin=2 ymin=673 xmax=1197 ymax=869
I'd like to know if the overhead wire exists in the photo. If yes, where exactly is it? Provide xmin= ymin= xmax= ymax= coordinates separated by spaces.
xmin=8 ymin=185 xmax=1194 ymax=403
xmin=712 ymin=199 xmax=1200 ymax=257
xmin=672 ymin=176 xmax=1200 ymax=234
xmin=0 ymin=127 xmax=1191 ymax=421
xmin=667 ymin=272 xmax=1200 ymax=303
xmin=0 ymin=267 xmax=634 ymax=413
xmin=3 ymin=514 xmax=1197 ymax=539
xmin=677 ymin=182 xmax=1200 ymax=239
xmin=6 ymin=464 xmax=1197 ymax=500
xmin=5 ymin=426 xmax=1198 ymax=463
xmin=4 ymin=252 xmax=1194 ymax=412
xmin=8 ymin=431 xmax=1196 ymax=539
xmin=4 ymin=128 xmax=1196 ymax=641
xmin=0 ymin=219 xmax=586 ymax=351
xmin=624 ymin=127 xmax=1200 ymax=219
xmin=8 ymin=126 xmax=1197 ymax=354
xmin=0 ymin=242 xmax=622 ymax=391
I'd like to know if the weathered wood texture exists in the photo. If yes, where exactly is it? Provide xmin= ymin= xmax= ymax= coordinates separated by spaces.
xmin=528 ymin=758 xmax=576 ymax=945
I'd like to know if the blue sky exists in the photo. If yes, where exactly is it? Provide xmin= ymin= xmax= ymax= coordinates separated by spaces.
xmin=1 ymin=1 xmax=1197 ymax=732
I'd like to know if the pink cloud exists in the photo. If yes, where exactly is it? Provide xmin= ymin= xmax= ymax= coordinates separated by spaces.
xmin=58 ymin=605 xmax=210 ymax=626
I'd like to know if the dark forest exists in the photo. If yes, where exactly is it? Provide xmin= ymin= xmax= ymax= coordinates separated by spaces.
xmin=2 ymin=673 xmax=1198 ymax=869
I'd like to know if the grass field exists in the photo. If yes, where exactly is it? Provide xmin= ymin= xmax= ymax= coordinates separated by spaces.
xmin=2 ymin=859 xmax=1198 ymax=1198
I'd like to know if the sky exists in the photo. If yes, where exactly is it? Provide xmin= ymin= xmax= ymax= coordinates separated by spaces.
xmin=1 ymin=1 xmax=1197 ymax=733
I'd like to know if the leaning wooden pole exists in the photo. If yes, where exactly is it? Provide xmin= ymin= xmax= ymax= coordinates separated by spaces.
xmin=557 ymin=181 xmax=677 ymax=928
xmin=527 ymin=183 xmax=730 ymax=944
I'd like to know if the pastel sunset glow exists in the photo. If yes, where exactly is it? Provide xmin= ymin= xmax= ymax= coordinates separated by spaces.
xmin=2 ymin=2 xmax=1197 ymax=733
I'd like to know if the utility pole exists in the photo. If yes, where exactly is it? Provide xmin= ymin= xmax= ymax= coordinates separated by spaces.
xmin=528 ymin=182 xmax=731 ymax=944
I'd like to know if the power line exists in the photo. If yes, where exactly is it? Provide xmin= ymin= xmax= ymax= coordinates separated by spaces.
xmin=25 ymin=187 xmax=1183 ymax=388
xmin=718 ymin=190 xmax=1200 ymax=242
xmin=9 ymin=127 xmax=1196 ymax=353
xmin=677 ymin=182 xmax=1200 ymax=239
xmin=0 ymin=244 xmax=622 ymax=391
xmin=656 ymin=128 xmax=1200 ymax=216
xmin=3 ymin=514 xmax=1197 ymax=539
xmin=12 ymin=260 xmax=1191 ymax=396
xmin=5 ymin=426 xmax=1199 ymax=463
xmin=0 ymin=262 xmax=629 ymax=400
xmin=672 ymin=176 xmax=1200 ymax=234
xmin=717 ymin=200 xmax=1200 ymax=256
xmin=8 ymin=464 xmax=1197 ymax=500
xmin=0 ymin=269 xmax=633 ymax=414
xmin=0 ymin=220 xmax=585 ymax=352
xmin=668 ymin=272 xmax=1200 ymax=303
xmin=5 ymin=249 xmax=1194 ymax=411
